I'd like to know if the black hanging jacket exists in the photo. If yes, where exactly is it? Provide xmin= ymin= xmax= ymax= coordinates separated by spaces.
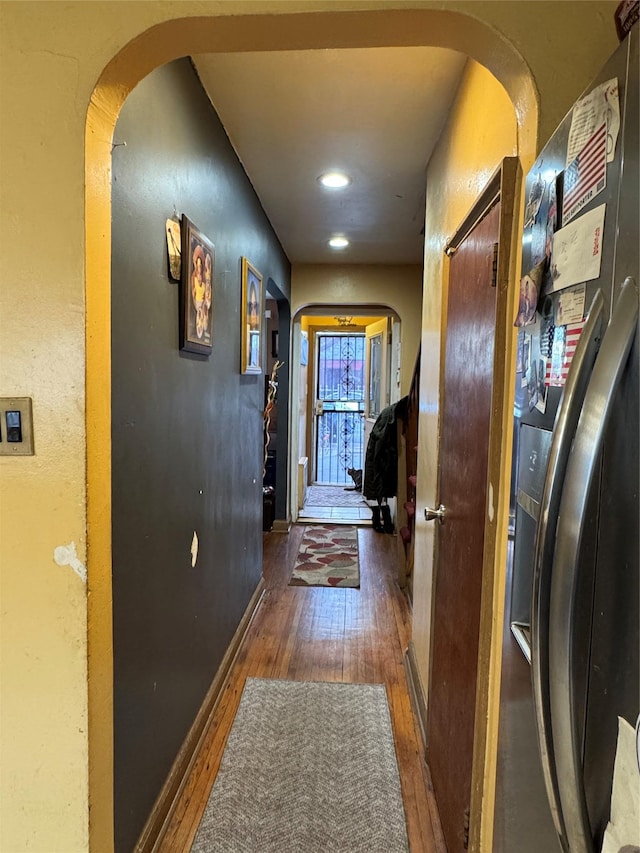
xmin=363 ymin=398 xmax=407 ymax=502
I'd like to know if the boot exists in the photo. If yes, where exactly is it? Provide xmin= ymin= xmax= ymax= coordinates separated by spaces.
xmin=372 ymin=505 xmax=384 ymax=533
xmin=381 ymin=504 xmax=394 ymax=534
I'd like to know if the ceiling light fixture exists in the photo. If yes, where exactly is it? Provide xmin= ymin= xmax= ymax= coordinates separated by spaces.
xmin=334 ymin=316 xmax=355 ymax=327
xmin=329 ymin=236 xmax=349 ymax=249
xmin=318 ymin=171 xmax=351 ymax=189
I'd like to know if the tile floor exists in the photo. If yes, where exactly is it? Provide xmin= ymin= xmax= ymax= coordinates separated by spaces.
xmin=298 ymin=503 xmax=373 ymax=524
xmin=298 ymin=483 xmax=373 ymax=525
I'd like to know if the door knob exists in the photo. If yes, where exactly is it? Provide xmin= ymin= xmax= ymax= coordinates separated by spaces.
xmin=424 ymin=504 xmax=446 ymax=523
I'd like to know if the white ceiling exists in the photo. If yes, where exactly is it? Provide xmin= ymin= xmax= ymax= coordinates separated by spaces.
xmin=192 ymin=47 xmax=467 ymax=266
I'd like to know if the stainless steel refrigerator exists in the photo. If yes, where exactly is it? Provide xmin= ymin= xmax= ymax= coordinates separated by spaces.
xmin=494 ymin=26 xmax=639 ymax=853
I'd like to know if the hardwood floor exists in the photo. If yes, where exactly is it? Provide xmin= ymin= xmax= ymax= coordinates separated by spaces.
xmin=158 ymin=524 xmax=445 ymax=852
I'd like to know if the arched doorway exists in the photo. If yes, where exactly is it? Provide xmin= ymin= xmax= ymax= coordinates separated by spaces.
xmin=86 ymin=9 xmax=538 ymax=850
xmin=290 ymin=307 xmax=402 ymax=527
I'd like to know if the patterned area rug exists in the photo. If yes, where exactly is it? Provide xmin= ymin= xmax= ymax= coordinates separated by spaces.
xmin=289 ymin=524 xmax=359 ymax=587
xmin=305 ymin=484 xmax=366 ymax=507
xmin=191 ymin=678 xmax=409 ymax=853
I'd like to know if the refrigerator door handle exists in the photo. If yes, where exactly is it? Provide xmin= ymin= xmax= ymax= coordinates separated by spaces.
xmin=531 ymin=289 xmax=605 ymax=844
xmin=549 ymin=277 xmax=639 ymax=853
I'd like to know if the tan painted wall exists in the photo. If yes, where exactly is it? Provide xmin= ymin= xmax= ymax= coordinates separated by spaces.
xmin=293 ymin=264 xmax=423 ymax=396
xmin=0 ymin=2 xmax=618 ymax=850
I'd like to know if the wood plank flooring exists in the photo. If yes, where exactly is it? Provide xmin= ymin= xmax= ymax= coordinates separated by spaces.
xmin=158 ymin=524 xmax=445 ymax=853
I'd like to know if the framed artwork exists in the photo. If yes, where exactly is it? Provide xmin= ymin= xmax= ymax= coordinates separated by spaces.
xmin=180 ymin=216 xmax=214 ymax=355
xmin=241 ymin=257 xmax=263 ymax=374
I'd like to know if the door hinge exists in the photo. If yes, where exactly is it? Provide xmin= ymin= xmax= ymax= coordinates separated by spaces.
xmin=491 ymin=242 xmax=499 ymax=287
xmin=463 ymin=806 xmax=470 ymax=849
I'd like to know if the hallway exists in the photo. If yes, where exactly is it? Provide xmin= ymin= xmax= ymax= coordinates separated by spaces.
xmin=159 ymin=525 xmax=444 ymax=852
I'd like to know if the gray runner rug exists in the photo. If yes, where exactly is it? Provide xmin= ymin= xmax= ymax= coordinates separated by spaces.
xmin=191 ymin=678 xmax=409 ymax=853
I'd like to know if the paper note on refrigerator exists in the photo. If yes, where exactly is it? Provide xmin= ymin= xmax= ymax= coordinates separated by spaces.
xmin=600 ymin=716 xmax=640 ymax=853
xmin=549 ymin=204 xmax=605 ymax=293
xmin=563 ymin=123 xmax=607 ymax=224
xmin=546 ymin=321 xmax=585 ymax=387
xmin=556 ymin=284 xmax=586 ymax=326
xmin=566 ymin=77 xmax=620 ymax=165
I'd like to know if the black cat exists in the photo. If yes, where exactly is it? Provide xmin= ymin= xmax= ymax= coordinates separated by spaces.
xmin=344 ymin=467 xmax=363 ymax=492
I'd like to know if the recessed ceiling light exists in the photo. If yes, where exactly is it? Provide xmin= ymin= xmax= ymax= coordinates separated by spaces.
xmin=318 ymin=171 xmax=351 ymax=189
xmin=329 ymin=236 xmax=349 ymax=249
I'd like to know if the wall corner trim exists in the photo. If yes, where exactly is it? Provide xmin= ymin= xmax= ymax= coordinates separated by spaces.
xmin=404 ymin=641 xmax=428 ymax=753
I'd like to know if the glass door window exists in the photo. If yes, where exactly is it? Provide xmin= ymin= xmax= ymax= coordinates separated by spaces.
xmin=368 ymin=332 xmax=383 ymax=419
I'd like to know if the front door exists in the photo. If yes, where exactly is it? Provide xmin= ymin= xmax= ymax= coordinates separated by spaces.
xmin=314 ymin=332 xmax=365 ymax=484
xmin=426 ymin=201 xmax=501 ymax=853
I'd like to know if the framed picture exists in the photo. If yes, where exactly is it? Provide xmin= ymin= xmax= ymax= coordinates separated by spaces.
xmin=180 ymin=216 xmax=214 ymax=355
xmin=241 ymin=257 xmax=263 ymax=374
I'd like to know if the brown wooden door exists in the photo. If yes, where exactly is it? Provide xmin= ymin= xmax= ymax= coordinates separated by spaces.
xmin=426 ymin=201 xmax=501 ymax=853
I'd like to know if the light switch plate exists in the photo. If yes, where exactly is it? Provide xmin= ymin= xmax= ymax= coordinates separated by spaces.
xmin=0 ymin=397 xmax=34 ymax=455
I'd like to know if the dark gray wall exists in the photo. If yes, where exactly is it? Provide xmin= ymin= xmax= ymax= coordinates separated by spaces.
xmin=265 ymin=278 xmax=291 ymax=520
xmin=111 ymin=59 xmax=291 ymax=852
